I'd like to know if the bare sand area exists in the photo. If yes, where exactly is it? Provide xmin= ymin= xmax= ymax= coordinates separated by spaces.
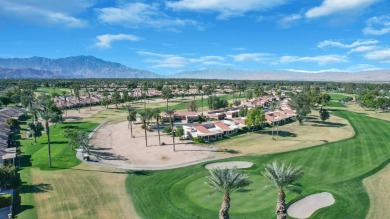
xmin=287 ymin=192 xmax=335 ymax=219
xmin=205 ymin=161 xmax=254 ymax=169
xmin=90 ymin=121 xmax=217 ymax=168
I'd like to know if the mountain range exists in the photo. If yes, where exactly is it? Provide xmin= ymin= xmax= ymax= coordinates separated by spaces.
xmin=0 ymin=56 xmax=389 ymax=82
xmin=0 ymin=56 xmax=159 ymax=78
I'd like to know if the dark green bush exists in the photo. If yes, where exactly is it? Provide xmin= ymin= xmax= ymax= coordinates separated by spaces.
xmin=0 ymin=194 xmax=12 ymax=208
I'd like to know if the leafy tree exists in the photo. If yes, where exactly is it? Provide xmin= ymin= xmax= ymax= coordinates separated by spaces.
xmin=0 ymin=165 xmax=17 ymax=189
xmin=319 ymin=108 xmax=330 ymax=122
xmin=262 ymin=161 xmax=304 ymax=219
xmin=175 ymin=126 xmax=184 ymax=137
xmin=234 ymin=100 xmax=241 ymax=107
xmin=112 ymin=89 xmax=121 ymax=108
xmin=27 ymin=122 xmax=43 ymax=143
xmin=206 ymin=168 xmax=251 ymax=219
xmin=64 ymin=130 xmax=94 ymax=154
xmin=186 ymin=100 xmax=198 ymax=112
xmin=245 ymin=90 xmax=253 ymax=100
xmin=0 ymin=96 xmax=11 ymax=106
xmin=244 ymin=108 xmax=265 ymax=131
xmin=238 ymin=106 xmax=248 ymax=117
xmin=289 ymin=92 xmax=311 ymax=124
xmin=207 ymin=95 xmax=228 ymax=110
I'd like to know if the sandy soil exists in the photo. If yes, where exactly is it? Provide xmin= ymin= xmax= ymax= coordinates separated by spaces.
xmin=287 ymin=192 xmax=335 ymax=219
xmin=90 ymin=121 xmax=217 ymax=168
xmin=363 ymin=164 xmax=390 ymax=219
xmin=205 ymin=161 xmax=253 ymax=169
xmin=63 ymin=106 xmax=107 ymax=121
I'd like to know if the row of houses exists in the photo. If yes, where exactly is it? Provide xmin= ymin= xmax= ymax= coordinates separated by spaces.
xmin=0 ymin=107 xmax=27 ymax=165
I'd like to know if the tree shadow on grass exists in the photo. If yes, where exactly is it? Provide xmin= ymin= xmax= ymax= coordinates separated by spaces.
xmin=19 ymin=183 xmax=52 ymax=194
xmin=127 ymin=170 xmax=153 ymax=176
xmin=259 ymin=130 xmax=297 ymax=137
xmin=310 ymin=121 xmax=347 ymax=127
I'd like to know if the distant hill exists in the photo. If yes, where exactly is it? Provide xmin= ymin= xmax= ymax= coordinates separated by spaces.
xmin=0 ymin=56 xmax=160 ymax=78
xmin=170 ymin=69 xmax=390 ymax=82
xmin=0 ymin=67 xmax=67 ymax=79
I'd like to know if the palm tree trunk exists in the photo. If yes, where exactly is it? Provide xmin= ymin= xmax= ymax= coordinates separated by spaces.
xmin=166 ymin=99 xmax=169 ymax=111
xmin=130 ymin=122 xmax=134 ymax=138
xmin=46 ymin=123 xmax=52 ymax=168
xmin=276 ymin=121 xmax=279 ymax=140
xmin=157 ymin=119 xmax=161 ymax=145
xmin=144 ymin=121 xmax=148 ymax=147
xmin=219 ymin=193 xmax=230 ymax=219
xmin=276 ymin=191 xmax=287 ymax=219
xmin=272 ymin=115 xmax=275 ymax=139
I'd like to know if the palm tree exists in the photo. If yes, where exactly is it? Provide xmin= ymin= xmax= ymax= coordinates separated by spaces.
xmin=39 ymin=110 xmax=56 ymax=168
xmin=138 ymin=110 xmax=149 ymax=147
xmin=269 ymin=101 xmax=276 ymax=139
xmin=262 ymin=161 xmax=304 ymax=219
xmin=161 ymin=86 xmax=172 ymax=111
xmin=61 ymin=91 xmax=68 ymax=116
xmin=153 ymin=108 xmax=162 ymax=146
xmin=206 ymin=168 xmax=251 ymax=219
xmin=74 ymin=87 xmax=81 ymax=113
xmin=165 ymin=109 xmax=175 ymax=151
xmin=127 ymin=106 xmax=137 ymax=138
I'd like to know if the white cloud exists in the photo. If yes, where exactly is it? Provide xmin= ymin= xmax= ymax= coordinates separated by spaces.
xmin=278 ymin=14 xmax=301 ymax=28
xmin=96 ymin=34 xmax=141 ymax=48
xmin=279 ymin=55 xmax=348 ymax=65
xmin=230 ymin=53 xmax=272 ymax=62
xmin=318 ymin=39 xmax=378 ymax=49
xmin=137 ymin=52 xmax=228 ymax=68
xmin=166 ymin=0 xmax=288 ymax=19
xmin=306 ymin=0 xmax=377 ymax=18
xmin=97 ymin=2 xmax=198 ymax=30
xmin=232 ymin=47 xmax=247 ymax=51
xmin=364 ymin=48 xmax=390 ymax=62
xmin=363 ymin=15 xmax=390 ymax=35
xmin=285 ymin=68 xmax=343 ymax=73
xmin=348 ymin=45 xmax=379 ymax=54
xmin=0 ymin=0 xmax=89 ymax=27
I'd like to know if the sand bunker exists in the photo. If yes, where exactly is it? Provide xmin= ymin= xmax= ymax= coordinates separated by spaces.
xmin=287 ymin=192 xmax=335 ymax=219
xmin=205 ymin=161 xmax=253 ymax=170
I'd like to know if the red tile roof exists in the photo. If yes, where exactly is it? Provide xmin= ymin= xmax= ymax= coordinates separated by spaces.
xmin=214 ymin=122 xmax=230 ymax=130
xmin=194 ymin=125 xmax=210 ymax=133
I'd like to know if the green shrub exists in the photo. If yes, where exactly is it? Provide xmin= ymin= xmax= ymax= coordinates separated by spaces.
xmin=162 ymin=126 xmax=172 ymax=133
xmin=192 ymin=137 xmax=204 ymax=143
xmin=0 ymin=194 xmax=12 ymax=208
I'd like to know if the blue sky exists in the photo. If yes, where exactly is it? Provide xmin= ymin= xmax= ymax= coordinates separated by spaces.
xmin=0 ymin=0 xmax=390 ymax=75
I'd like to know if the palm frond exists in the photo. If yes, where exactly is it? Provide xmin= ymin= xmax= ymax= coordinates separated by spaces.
xmin=206 ymin=168 xmax=251 ymax=195
xmin=262 ymin=161 xmax=304 ymax=193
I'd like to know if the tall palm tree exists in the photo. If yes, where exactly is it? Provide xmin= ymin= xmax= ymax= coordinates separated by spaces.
xmin=61 ymin=91 xmax=67 ymax=116
xmin=39 ymin=110 xmax=56 ymax=168
xmin=127 ymin=106 xmax=137 ymax=138
xmin=206 ymin=168 xmax=251 ymax=219
xmin=269 ymin=101 xmax=276 ymax=139
xmin=153 ymin=108 xmax=162 ymax=145
xmin=161 ymin=86 xmax=172 ymax=111
xmin=165 ymin=109 xmax=175 ymax=151
xmin=262 ymin=161 xmax=304 ymax=219
xmin=138 ymin=110 xmax=149 ymax=147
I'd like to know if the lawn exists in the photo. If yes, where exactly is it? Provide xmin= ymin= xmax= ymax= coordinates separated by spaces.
xmin=328 ymin=93 xmax=348 ymax=100
xmin=126 ymin=110 xmax=390 ymax=218
xmin=14 ymin=120 xmax=99 ymax=218
xmin=36 ymin=87 xmax=71 ymax=94
xmin=327 ymin=101 xmax=346 ymax=108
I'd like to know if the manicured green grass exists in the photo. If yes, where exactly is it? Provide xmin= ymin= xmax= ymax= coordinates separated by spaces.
xmin=36 ymin=87 xmax=71 ymax=94
xmin=327 ymin=101 xmax=346 ymax=108
xmin=14 ymin=120 xmax=98 ymax=218
xmin=126 ymin=110 xmax=390 ymax=218
xmin=328 ymin=93 xmax=348 ymax=100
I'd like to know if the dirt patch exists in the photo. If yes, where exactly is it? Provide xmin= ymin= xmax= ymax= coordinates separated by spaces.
xmin=90 ymin=121 xmax=216 ymax=168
